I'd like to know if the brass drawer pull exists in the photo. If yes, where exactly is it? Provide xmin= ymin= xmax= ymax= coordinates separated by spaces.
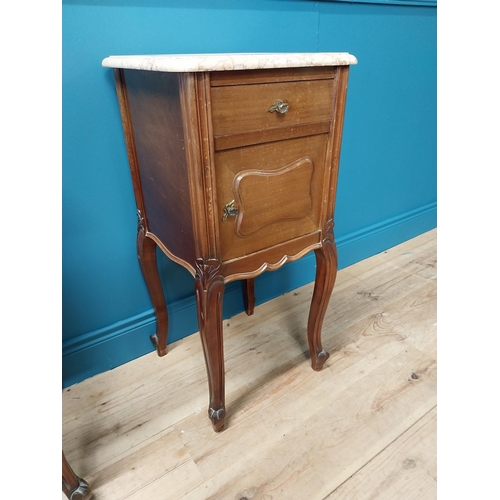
xmin=222 ymin=200 xmax=238 ymax=221
xmin=268 ymin=100 xmax=289 ymax=114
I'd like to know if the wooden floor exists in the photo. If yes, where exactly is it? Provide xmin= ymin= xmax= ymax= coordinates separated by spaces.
xmin=62 ymin=229 xmax=437 ymax=500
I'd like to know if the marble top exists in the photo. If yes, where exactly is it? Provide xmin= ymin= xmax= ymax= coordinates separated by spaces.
xmin=102 ymin=52 xmax=357 ymax=72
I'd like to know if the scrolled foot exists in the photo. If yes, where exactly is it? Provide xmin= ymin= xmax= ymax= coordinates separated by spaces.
xmin=68 ymin=478 xmax=93 ymax=500
xmin=311 ymin=349 xmax=330 ymax=371
xmin=150 ymin=334 xmax=168 ymax=357
xmin=208 ymin=406 xmax=226 ymax=432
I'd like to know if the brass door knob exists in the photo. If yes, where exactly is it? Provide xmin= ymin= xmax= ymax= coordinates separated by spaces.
xmin=222 ymin=200 xmax=238 ymax=221
xmin=268 ymin=100 xmax=289 ymax=114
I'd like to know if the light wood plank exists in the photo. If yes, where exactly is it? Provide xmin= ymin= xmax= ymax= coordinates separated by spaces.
xmin=176 ymin=316 xmax=436 ymax=499
xmin=325 ymin=408 xmax=437 ymax=500
xmin=87 ymin=428 xmax=204 ymax=500
xmin=62 ymin=333 xmax=212 ymax=475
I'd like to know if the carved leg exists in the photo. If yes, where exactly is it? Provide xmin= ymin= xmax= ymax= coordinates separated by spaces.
xmin=242 ymin=278 xmax=255 ymax=316
xmin=62 ymin=451 xmax=93 ymax=500
xmin=137 ymin=220 xmax=168 ymax=357
xmin=195 ymin=259 xmax=226 ymax=432
xmin=307 ymin=223 xmax=338 ymax=371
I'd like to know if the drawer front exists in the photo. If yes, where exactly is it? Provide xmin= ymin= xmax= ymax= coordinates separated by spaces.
xmin=211 ymin=79 xmax=335 ymax=138
xmin=216 ymin=134 xmax=329 ymax=262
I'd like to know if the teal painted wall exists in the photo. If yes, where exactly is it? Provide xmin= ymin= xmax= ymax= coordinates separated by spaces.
xmin=62 ymin=0 xmax=436 ymax=388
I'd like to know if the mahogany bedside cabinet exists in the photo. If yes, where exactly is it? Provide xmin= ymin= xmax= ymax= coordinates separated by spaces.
xmin=102 ymin=53 xmax=357 ymax=432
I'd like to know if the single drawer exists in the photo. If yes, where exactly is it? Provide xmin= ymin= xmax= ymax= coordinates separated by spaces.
xmin=211 ymin=78 xmax=335 ymax=139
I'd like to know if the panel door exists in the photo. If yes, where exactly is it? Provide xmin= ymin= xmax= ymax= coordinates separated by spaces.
xmin=216 ymin=134 xmax=330 ymax=262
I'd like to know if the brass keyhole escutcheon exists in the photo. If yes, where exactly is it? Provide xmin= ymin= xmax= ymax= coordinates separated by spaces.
xmin=222 ymin=200 xmax=238 ymax=221
xmin=268 ymin=100 xmax=289 ymax=114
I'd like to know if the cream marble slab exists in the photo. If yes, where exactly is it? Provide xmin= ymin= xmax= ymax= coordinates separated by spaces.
xmin=102 ymin=52 xmax=357 ymax=72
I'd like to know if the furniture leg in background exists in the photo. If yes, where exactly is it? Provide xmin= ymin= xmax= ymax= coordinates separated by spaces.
xmin=62 ymin=451 xmax=93 ymax=500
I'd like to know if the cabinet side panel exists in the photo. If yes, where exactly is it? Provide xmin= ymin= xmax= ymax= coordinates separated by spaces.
xmin=123 ymin=69 xmax=196 ymax=266
xmin=327 ymin=66 xmax=351 ymax=221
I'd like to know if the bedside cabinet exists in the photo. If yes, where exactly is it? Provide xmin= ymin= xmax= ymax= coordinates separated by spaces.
xmin=102 ymin=53 xmax=357 ymax=432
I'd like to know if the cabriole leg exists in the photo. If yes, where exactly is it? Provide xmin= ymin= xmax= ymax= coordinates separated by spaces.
xmin=307 ymin=221 xmax=338 ymax=371
xmin=195 ymin=259 xmax=226 ymax=432
xmin=137 ymin=216 xmax=169 ymax=357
